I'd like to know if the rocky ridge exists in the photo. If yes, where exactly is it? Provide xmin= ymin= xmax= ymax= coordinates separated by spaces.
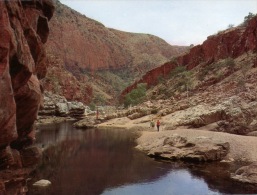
xmin=122 ymin=16 xmax=257 ymax=96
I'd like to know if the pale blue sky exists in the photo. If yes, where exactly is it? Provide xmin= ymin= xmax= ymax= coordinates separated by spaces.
xmin=59 ymin=0 xmax=257 ymax=46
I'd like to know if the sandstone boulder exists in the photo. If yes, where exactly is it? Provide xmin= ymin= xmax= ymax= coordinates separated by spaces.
xmin=215 ymin=97 xmax=257 ymax=135
xmin=162 ymin=104 xmax=226 ymax=130
xmin=137 ymin=134 xmax=229 ymax=162
xmin=73 ymin=117 xmax=96 ymax=129
xmin=39 ymin=92 xmax=86 ymax=119
xmin=56 ymin=103 xmax=69 ymax=116
xmin=67 ymin=101 xmax=85 ymax=119
xmin=39 ymin=91 xmax=67 ymax=116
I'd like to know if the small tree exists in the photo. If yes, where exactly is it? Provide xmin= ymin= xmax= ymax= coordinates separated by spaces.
xmin=89 ymin=102 xmax=96 ymax=111
xmin=181 ymin=71 xmax=193 ymax=100
xmin=227 ymin=24 xmax=234 ymax=29
xmin=225 ymin=57 xmax=236 ymax=72
xmin=244 ymin=12 xmax=255 ymax=24
xmin=94 ymin=94 xmax=106 ymax=105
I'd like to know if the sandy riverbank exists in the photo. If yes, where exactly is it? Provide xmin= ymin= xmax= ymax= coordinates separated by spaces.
xmin=97 ymin=116 xmax=257 ymax=162
xmin=137 ymin=127 xmax=257 ymax=162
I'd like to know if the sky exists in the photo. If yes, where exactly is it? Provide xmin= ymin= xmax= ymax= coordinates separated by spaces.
xmin=59 ymin=0 xmax=257 ymax=46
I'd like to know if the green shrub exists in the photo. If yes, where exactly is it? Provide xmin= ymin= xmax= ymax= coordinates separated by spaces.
xmin=94 ymin=94 xmax=106 ymax=105
xmin=198 ymin=62 xmax=218 ymax=80
xmin=170 ymin=66 xmax=187 ymax=78
xmin=225 ymin=57 xmax=235 ymax=69
xmin=215 ymin=71 xmax=224 ymax=80
xmin=89 ymin=102 xmax=96 ymax=111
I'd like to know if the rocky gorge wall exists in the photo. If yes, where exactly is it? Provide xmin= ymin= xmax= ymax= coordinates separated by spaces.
xmin=42 ymin=0 xmax=187 ymax=104
xmin=122 ymin=16 xmax=257 ymax=97
xmin=0 ymin=0 xmax=54 ymax=179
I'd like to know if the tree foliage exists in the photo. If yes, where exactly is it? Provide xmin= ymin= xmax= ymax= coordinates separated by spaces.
xmin=124 ymin=83 xmax=147 ymax=107
xmin=244 ymin=12 xmax=255 ymax=24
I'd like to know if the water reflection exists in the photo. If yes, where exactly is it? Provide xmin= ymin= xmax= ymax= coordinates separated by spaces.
xmin=28 ymin=122 xmax=256 ymax=195
xmin=30 ymin=123 xmax=178 ymax=195
xmin=103 ymin=170 xmax=220 ymax=195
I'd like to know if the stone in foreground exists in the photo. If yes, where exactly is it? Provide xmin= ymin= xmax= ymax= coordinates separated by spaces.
xmin=33 ymin=179 xmax=51 ymax=187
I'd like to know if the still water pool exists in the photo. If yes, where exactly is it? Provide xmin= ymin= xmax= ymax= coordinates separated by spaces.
xmin=28 ymin=122 xmax=255 ymax=195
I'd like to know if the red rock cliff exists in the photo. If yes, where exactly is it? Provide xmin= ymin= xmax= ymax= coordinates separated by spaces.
xmin=0 ymin=0 xmax=54 ymax=170
xmin=122 ymin=16 xmax=257 ymax=97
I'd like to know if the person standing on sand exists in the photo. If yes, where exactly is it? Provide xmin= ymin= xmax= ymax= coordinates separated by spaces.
xmin=156 ymin=120 xmax=160 ymax=131
xmin=150 ymin=120 xmax=155 ymax=128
